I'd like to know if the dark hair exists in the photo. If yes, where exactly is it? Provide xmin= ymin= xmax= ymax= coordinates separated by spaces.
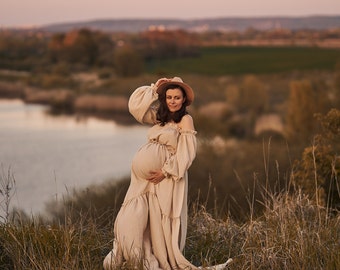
xmin=156 ymin=84 xmax=188 ymax=126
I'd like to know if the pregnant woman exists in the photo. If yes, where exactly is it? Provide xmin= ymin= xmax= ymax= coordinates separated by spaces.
xmin=103 ymin=77 xmax=229 ymax=269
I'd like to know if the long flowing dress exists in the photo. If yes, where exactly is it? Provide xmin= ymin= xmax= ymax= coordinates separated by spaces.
xmin=103 ymin=83 xmax=198 ymax=270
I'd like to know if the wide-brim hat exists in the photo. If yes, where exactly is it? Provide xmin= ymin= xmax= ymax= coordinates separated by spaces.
xmin=156 ymin=77 xmax=194 ymax=106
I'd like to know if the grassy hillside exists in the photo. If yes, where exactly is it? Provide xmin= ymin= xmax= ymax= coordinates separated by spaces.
xmin=1 ymin=178 xmax=339 ymax=269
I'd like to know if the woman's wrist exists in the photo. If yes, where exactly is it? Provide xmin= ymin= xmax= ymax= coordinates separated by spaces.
xmin=150 ymin=83 xmax=158 ymax=95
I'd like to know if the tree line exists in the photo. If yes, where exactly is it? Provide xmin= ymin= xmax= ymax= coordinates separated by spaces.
xmin=0 ymin=28 xmax=199 ymax=76
xmin=1 ymin=27 xmax=340 ymax=75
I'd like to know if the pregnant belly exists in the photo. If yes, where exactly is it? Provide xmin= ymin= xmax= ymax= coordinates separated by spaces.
xmin=132 ymin=142 xmax=168 ymax=179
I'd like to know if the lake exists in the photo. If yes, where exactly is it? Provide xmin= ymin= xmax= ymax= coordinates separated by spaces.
xmin=0 ymin=99 xmax=148 ymax=217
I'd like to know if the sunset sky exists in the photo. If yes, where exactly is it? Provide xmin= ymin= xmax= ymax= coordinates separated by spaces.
xmin=1 ymin=0 xmax=340 ymax=27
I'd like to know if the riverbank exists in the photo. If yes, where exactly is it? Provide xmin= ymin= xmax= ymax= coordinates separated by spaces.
xmin=0 ymin=75 xmax=136 ymax=124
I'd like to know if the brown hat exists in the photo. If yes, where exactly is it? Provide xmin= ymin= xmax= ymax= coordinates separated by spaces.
xmin=156 ymin=77 xmax=194 ymax=106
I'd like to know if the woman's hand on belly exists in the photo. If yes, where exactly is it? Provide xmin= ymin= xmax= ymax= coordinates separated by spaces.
xmin=147 ymin=170 xmax=165 ymax=185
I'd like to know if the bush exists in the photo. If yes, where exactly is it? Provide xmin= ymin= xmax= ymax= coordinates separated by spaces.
xmin=113 ymin=46 xmax=144 ymax=77
xmin=292 ymin=108 xmax=340 ymax=209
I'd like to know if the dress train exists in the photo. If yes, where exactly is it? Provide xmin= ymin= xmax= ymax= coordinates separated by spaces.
xmin=104 ymin=252 xmax=233 ymax=270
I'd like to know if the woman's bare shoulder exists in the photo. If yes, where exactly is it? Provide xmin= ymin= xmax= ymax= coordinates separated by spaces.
xmin=179 ymin=114 xmax=195 ymax=130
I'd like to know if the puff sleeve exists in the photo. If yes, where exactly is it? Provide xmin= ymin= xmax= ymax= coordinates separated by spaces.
xmin=161 ymin=129 xmax=197 ymax=182
xmin=128 ymin=84 xmax=159 ymax=125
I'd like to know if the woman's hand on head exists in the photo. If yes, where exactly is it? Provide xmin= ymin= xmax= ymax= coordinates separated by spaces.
xmin=147 ymin=170 xmax=165 ymax=185
xmin=155 ymin=78 xmax=170 ymax=87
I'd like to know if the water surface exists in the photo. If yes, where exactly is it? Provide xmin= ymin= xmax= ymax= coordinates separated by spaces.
xmin=0 ymin=99 xmax=147 ymax=216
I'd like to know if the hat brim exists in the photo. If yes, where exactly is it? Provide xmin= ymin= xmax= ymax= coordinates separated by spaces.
xmin=156 ymin=81 xmax=194 ymax=106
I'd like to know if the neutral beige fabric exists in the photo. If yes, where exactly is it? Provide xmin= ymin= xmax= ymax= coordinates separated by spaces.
xmin=103 ymin=84 xmax=198 ymax=270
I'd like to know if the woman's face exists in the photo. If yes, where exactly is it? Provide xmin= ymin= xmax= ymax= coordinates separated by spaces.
xmin=165 ymin=88 xmax=186 ymax=113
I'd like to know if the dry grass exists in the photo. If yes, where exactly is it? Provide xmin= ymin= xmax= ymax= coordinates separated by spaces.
xmin=0 ymin=216 xmax=110 ymax=269
xmin=1 ymin=167 xmax=339 ymax=269
xmin=198 ymin=102 xmax=231 ymax=120
xmin=254 ymin=114 xmax=284 ymax=136
xmin=232 ymin=192 xmax=340 ymax=269
xmin=0 ymin=81 xmax=24 ymax=98
xmin=23 ymin=87 xmax=75 ymax=105
xmin=0 ymin=191 xmax=339 ymax=269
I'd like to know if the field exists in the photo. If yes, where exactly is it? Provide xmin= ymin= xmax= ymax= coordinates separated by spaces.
xmin=146 ymin=46 xmax=340 ymax=75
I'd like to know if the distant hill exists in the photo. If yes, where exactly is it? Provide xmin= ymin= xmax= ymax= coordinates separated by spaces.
xmin=40 ymin=15 xmax=340 ymax=33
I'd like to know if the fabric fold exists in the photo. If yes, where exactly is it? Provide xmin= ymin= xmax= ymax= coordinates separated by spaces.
xmin=128 ymin=84 xmax=159 ymax=125
xmin=161 ymin=131 xmax=197 ymax=182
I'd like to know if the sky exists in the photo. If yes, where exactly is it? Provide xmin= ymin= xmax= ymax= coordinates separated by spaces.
xmin=1 ymin=0 xmax=340 ymax=27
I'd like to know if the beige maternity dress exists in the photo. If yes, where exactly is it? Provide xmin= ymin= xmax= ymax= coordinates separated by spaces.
xmin=103 ymin=83 xmax=198 ymax=270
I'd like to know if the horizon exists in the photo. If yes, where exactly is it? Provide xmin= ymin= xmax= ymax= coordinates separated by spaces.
xmin=3 ymin=14 xmax=340 ymax=30
xmin=1 ymin=0 xmax=340 ymax=28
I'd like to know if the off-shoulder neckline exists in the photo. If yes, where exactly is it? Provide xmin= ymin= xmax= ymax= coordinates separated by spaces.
xmin=164 ymin=122 xmax=197 ymax=134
